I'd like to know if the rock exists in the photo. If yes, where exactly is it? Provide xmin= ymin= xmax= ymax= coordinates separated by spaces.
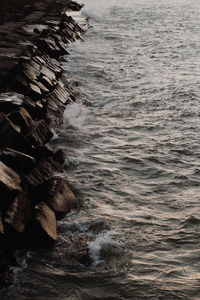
xmin=56 ymin=235 xmax=91 ymax=265
xmin=4 ymin=194 xmax=32 ymax=233
xmin=0 ymin=161 xmax=21 ymax=212
xmin=23 ymin=156 xmax=62 ymax=189
xmin=0 ymin=113 xmax=33 ymax=154
xmin=53 ymin=149 xmax=66 ymax=165
xmin=0 ymin=148 xmax=36 ymax=173
xmin=31 ymin=145 xmax=52 ymax=161
xmin=28 ymin=82 xmax=42 ymax=99
xmin=45 ymin=94 xmax=66 ymax=127
xmin=37 ymin=176 xmax=77 ymax=214
xmin=8 ymin=107 xmax=35 ymax=134
xmin=0 ymin=92 xmax=24 ymax=113
xmin=40 ymin=65 xmax=56 ymax=81
xmin=35 ymin=202 xmax=57 ymax=241
xmin=26 ymin=120 xmax=53 ymax=147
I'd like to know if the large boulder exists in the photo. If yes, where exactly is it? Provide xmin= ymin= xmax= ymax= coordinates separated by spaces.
xmin=0 ymin=148 xmax=36 ymax=173
xmin=35 ymin=202 xmax=57 ymax=241
xmin=26 ymin=120 xmax=53 ymax=147
xmin=37 ymin=176 xmax=77 ymax=214
xmin=0 ymin=161 xmax=21 ymax=212
xmin=0 ymin=93 xmax=24 ymax=113
xmin=4 ymin=194 xmax=32 ymax=233
xmin=0 ymin=113 xmax=33 ymax=154
xmin=8 ymin=107 xmax=35 ymax=134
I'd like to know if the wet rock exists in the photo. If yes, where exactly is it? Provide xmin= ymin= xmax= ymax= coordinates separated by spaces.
xmin=31 ymin=145 xmax=52 ymax=161
xmin=35 ymin=202 xmax=57 ymax=241
xmin=45 ymin=94 xmax=66 ymax=127
xmin=37 ymin=176 xmax=77 ymax=214
xmin=53 ymin=149 xmax=66 ymax=165
xmin=0 ymin=113 xmax=33 ymax=154
xmin=28 ymin=82 xmax=42 ymax=99
xmin=0 ymin=148 xmax=36 ymax=173
xmin=26 ymin=120 xmax=53 ymax=147
xmin=8 ymin=107 xmax=35 ymax=134
xmin=4 ymin=194 xmax=32 ymax=234
xmin=0 ymin=92 xmax=24 ymax=113
xmin=23 ymin=156 xmax=62 ymax=189
xmin=57 ymin=235 xmax=91 ymax=265
xmin=0 ymin=161 xmax=21 ymax=212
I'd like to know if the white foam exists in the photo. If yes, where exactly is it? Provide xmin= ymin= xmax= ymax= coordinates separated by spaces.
xmin=88 ymin=230 xmax=121 ymax=266
xmin=64 ymin=154 xmax=97 ymax=166
xmin=63 ymin=102 xmax=87 ymax=129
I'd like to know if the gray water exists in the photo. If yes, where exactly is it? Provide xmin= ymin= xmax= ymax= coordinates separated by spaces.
xmin=2 ymin=0 xmax=200 ymax=299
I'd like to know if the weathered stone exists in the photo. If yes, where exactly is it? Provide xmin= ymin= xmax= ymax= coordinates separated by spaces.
xmin=40 ymin=75 xmax=55 ymax=90
xmin=28 ymin=83 xmax=42 ymax=99
xmin=0 ymin=92 xmax=24 ymax=113
xmin=45 ymin=94 xmax=66 ymax=127
xmin=0 ymin=113 xmax=33 ymax=153
xmin=8 ymin=107 xmax=34 ymax=134
xmin=40 ymin=65 xmax=56 ymax=81
xmin=37 ymin=177 xmax=77 ymax=214
xmin=23 ymin=156 xmax=62 ymax=188
xmin=35 ymin=202 xmax=57 ymax=241
xmin=0 ymin=148 xmax=36 ymax=173
xmin=51 ymin=85 xmax=71 ymax=105
xmin=53 ymin=149 xmax=66 ymax=165
xmin=26 ymin=120 xmax=53 ymax=147
xmin=56 ymin=235 xmax=91 ymax=265
xmin=0 ymin=161 xmax=21 ymax=212
xmin=4 ymin=194 xmax=31 ymax=233
xmin=31 ymin=145 xmax=52 ymax=161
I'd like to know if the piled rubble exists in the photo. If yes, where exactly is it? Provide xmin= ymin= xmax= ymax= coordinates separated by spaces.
xmin=0 ymin=0 xmax=90 ymax=287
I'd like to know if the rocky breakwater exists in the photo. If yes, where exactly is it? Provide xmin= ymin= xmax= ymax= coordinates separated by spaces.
xmin=0 ymin=0 xmax=90 ymax=288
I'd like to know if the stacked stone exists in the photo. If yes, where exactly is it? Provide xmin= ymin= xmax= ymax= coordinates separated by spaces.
xmin=0 ymin=0 xmax=89 ymax=287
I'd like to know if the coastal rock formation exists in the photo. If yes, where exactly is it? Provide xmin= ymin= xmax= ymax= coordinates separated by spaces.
xmin=0 ymin=0 xmax=90 ymax=288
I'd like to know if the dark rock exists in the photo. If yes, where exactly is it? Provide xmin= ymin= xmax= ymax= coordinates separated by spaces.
xmin=53 ymin=149 xmax=66 ymax=164
xmin=0 ymin=148 xmax=36 ymax=173
xmin=26 ymin=120 xmax=53 ymax=147
xmin=0 ymin=92 xmax=24 ymax=113
xmin=36 ymin=176 xmax=77 ymax=214
xmin=57 ymin=235 xmax=91 ymax=265
xmin=0 ymin=113 xmax=33 ymax=154
xmin=45 ymin=94 xmax=66 ymax=127
xmin=0 ymin=161 xmax=21 ymax=212
xmin=8 ymin=107 xmax=35 ymax=134
xmin=35 ymin=202 xmax=57 ymax=241
xmin=4 ymin=194 xmax=32 ymax=233
xmin=23 ymin=156 xmax=62 ymax=189
xmin=40 ymin=65 xmax=56 ymax=81
xmin=31 ymin=145 xmax=52 ymax=161
xmin=28 ymin=82 xmax=42 ymax=99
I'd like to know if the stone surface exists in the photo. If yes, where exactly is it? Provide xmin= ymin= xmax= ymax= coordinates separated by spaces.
xmin=0 ymin=161 xmax=21 ymax=196
xmin=23 ymin=156 xmax=62 ymax=188
xmin=0 ymin=113 xmax=33 ymax=154
xmin=26 ymin=120 xmax=53 ymax=146
xmin=35 ymin=202 xmax=57 ymax=241
xmin=4 ymin=194 xmax=32 ymax=233
xmin=37 ymin=176 xmax=77 ymax=214
xmin=0 ymin=148 xmax=36 ymax=173
xmin=8 ymin=107 xmax=35 ymax=134
xmin=0 ymin=161 xmax=21 ymax=212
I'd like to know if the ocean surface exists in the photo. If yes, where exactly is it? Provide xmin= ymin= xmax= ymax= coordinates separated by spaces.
xmin=2 ymin=0 xmax=200 ymax=298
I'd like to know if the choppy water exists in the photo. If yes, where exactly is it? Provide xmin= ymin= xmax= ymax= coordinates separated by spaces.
xmin=2 ymin=0 xmax=200 ymax=299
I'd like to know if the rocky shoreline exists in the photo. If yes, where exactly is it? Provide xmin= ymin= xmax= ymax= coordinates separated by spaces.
xmin=0 ymin=0 xmax=90 ymax=288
